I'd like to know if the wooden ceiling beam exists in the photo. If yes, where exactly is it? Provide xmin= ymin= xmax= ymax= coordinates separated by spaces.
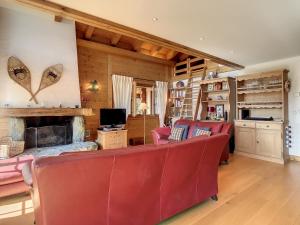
xmin=16 ymin=0 xmax=244 ymax=69
xmin=179 ymin=53 xmax=189 ymax=61
xmin=150 ymin=46 xmax=162 ymax=57
xmin=166 ymin=50 xmax=178 ymax=60
xmin=111 ymin=34 xmax=122 ymax=46
xmin=139 ymin=48 xmax=151 ymax=55
xmin=132 ymin=41 xmax=143 ymax=52
xmin=84 ymin=26 xmax=95 ymax=40
xmin=54 ymin=15 xmax=62 ymax=22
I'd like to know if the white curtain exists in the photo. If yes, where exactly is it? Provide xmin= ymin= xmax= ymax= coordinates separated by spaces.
xmin=112 ymin=74 xmax=133 ymax=118
xmin=155 ymin=81 xmax=168 ymax=127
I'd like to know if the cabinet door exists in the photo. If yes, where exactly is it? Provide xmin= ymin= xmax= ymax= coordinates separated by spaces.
xmin=256 ymin=129 xmax=282 ymax=159
xmin=235 ymin=127 xmax=256 ymax=154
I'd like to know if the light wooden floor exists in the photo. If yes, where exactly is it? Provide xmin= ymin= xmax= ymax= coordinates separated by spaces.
xmin=1 ymin=155 xmax=300 ymax=225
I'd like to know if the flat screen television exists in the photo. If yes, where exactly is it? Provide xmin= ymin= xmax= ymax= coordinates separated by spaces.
xmin=100 ymin=108 xmax=126 ymax=127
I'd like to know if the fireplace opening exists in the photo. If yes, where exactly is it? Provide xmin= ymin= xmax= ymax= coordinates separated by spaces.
xmin=24 ymin=116 xmax=73 ymax=149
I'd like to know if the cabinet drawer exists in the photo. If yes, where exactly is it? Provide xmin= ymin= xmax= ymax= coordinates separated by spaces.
xmin=235 ymin=121 xmax=255 ymax=128
xmin=104 ymin=131 xmax=122 ymax=138
xmin=256 ymin=122 xmax=282 ymax=130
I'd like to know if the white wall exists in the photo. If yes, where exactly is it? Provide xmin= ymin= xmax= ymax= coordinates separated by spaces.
xmin=221 ymin=56 xmax=300 ymax=156
xmin=0 ymin=4 xmax=81 ymax=108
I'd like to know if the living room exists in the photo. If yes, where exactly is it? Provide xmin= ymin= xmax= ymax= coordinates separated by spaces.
xmin=1 ymin=0 xmax=300 ymax=225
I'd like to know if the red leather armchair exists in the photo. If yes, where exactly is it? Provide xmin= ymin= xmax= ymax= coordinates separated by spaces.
xmin=151 ymin=119 xmax=233 ymax=163
xmin=28 ymin=134 xmax=228 ymax=225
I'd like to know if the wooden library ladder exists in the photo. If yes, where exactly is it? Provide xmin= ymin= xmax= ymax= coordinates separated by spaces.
xmin=179 ymin=66 xmax=207 ymax=120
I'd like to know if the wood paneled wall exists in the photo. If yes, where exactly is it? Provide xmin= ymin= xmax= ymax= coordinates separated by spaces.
xmin=77 ymin=42 xmax=173 ymax=141
xmin=126 ymin=115 xmax=160 ymax=144
xmin=0 ymin=118 xmax=9 ymax=139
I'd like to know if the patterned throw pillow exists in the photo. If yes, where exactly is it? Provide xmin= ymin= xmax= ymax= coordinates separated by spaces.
xmin=193 ymin=128 xmax=212 ymax=137
xmin=192 ymin=126 xmax=210 ymax=137
xmin=168 ymin=127 xmax=185 ymax=141
xmin=175 ymin=124 xmax=189 ymax=140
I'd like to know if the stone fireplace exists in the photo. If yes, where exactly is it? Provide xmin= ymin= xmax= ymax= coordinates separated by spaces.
xmin=0 ymin=108 xmax=97 ymax=158
xmin=10 ymin=115 xmax=85 ymax=150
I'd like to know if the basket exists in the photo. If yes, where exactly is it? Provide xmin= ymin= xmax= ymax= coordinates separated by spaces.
xmin=0 ymin=137 xmax=25 ymax=158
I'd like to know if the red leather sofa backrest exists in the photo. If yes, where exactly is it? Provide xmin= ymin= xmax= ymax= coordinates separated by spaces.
xmin=174 ymin=119 xmax=232 ymax=138
xmin=161 ymin=136 xmax=212 ymax=219
xmin=31 ymin=134 xmax=228 ymax=225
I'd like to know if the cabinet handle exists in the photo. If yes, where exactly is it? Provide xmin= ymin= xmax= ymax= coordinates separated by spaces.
xmin=243 ymin=124 xmax=246 ymax=127
xmin=266 ymin=125 xmax=270 ymax=128
xmin=257 ymin=140 xmax=259 ymax=144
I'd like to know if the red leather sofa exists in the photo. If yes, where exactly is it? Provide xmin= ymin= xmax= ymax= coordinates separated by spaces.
xmin=28 ymin=134 xmax=228 ymax=225
xmin=0 ymin=155 xmax=34 ymax=198
xmin=151 ymin=119 xmax=233 ymax=163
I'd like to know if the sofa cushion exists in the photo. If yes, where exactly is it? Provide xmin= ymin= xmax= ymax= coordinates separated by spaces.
xmin=0 ymin=155 xmax=34 ymax=185
xmin=191 ymin=126 xmax=210 ymax=137
xmin=175 ymin=124 xmax=189 ymax=140
xmin=168 ymin=127 xmax=185 ymax=141
xmin=193 ymin=129 xmax=212 ymax=137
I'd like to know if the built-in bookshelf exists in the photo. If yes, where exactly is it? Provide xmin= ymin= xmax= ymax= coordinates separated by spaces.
xmin=199 ymin=77 xmax=236 ymax=122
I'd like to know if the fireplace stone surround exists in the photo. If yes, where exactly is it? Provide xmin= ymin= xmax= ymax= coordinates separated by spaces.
xmin=0 ymin=108 xmax=97 ymax=158
xmin=9 ymin=116 xmax=86 ymax=149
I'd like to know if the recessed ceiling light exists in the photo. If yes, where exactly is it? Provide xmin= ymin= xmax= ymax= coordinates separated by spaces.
xmin=152 ymin=17 xmax=158 ymax=22
xmin=199 ymin=37 xmax=205 ymax=41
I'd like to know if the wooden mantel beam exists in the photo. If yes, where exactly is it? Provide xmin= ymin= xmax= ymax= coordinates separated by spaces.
xmin=16 ymin=0 xmax=244 ymax=69
xmin=84 ymin=26 xmax=95 ymax=40
xmin=0 ymin=108 xmax=94 ymax=117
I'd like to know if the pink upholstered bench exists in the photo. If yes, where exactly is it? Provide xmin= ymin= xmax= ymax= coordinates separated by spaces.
xmin=0 ymin=155 xmax=34 ymax=198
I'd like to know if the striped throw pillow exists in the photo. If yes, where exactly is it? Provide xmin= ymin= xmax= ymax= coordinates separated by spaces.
xmin=194 ymin=128 xmax=212 ymax=137
xmin=168 ymin=127 xmax=185 ymax=141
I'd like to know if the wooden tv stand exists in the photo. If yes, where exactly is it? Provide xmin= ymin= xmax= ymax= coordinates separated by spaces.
xmin=96 ymin=129 xmax=127 ymax=150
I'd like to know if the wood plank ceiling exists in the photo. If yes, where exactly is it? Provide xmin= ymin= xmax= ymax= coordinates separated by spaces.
xmin=76 ymin=22 xmax=184 ymax=62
